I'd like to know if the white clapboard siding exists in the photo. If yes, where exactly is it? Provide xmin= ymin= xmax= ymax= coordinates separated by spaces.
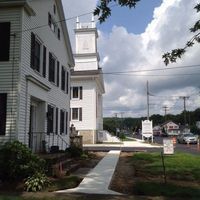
xmin=0 ymin=7 xmax=21 ymax=143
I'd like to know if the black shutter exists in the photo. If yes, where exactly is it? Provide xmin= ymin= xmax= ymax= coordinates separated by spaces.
xmin=65 ymin=111 xmax=68 ymax=135
xmin=47 ymin=105 xmax=53 ymax=133
xmin=0 ymin=94 xmax=7 ymax=135
xmin=57 ymin=61 xmax=60 ymax=87
xmin=60 ymin=110 xmax=64 ymax=134
xmin=30 ymin=32 xmax=35 ymax=69
xmin=61 ymin=66 xmax=65 ymax=91
xmin=66 ymin=72 xmax=69 ymax=94
xmin=0 ymin=22 xmax=10 ymax=61
xmin=56 ymin=108 xmax=58 ymax=134
xmin=80 ymin=86 xmax=82 ymax=99
xmin=79 ymin=108 xmax=82 ymax=121
xmin=48 ymin=52 xmax=54 ymax=82
xmin=58 ymin=28 xmax=60 ymax=40
xmin=48 ymin=13 xmax=51 ymax=27
xmin=42 ymin=46 xmax=46 ymax=77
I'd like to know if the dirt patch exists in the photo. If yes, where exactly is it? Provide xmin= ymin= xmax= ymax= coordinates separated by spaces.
xmin=109 ymin=152 xmax=135 ymax=194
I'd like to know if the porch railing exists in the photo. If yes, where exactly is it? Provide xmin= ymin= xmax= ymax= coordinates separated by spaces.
xmin=28 ymin=132 xmax=70 ymax=153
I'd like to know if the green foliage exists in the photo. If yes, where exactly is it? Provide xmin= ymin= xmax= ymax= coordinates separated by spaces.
xmin=47 ymin=176 xmax=81 ymax=192
xmin=133 ymin=182 xmax=200 ymax=197
xmin=0 ymin=141 xmax=46 ymax=181
xmin=94 ymin=0 xmax=140 ymax=23
xmin=119 ymin=133 xmax=126 ymax=140
xmin=163 ymin=3 xmax=200 ymax=65
xmin=24 ymin=172 xmax=50 ymax=192
xmin=65 ymin=146 xmax=83 ymax=157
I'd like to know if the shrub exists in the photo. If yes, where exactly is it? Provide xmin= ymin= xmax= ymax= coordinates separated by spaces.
xmin=0 ymin=141 xmax=46 ymax=182
xmin=65 ymin=146 xmax=83 ymax=157
xmin=24 ymin=172 xmax=50 ymax=192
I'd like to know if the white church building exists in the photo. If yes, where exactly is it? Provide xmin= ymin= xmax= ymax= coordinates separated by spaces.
xmin=70 ymin=17 xmax=105 ymax=144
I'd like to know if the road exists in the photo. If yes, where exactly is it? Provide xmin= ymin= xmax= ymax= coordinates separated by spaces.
xmin=83 ymin=135 xmax=200 ymax=155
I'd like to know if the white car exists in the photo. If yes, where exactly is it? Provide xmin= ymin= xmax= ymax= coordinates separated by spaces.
xmin=177 ymin=133 xmax=198 ymax=144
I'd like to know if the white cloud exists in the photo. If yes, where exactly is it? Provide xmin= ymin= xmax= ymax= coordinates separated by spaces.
xmin=99 ymin=0 xmax=200 ymax=117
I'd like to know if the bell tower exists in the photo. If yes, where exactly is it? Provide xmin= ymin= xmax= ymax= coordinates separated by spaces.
xmin=74 ymin=16 xmax=99 ymax=71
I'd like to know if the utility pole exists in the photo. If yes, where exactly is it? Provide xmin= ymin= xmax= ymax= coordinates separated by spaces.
xmin=163 ymin=106 xmax=169 ymax=121
xmin=147 ymin=81 xmax=150 ymax=120
xmin=179 ymin=96 xmax=189 ymax=125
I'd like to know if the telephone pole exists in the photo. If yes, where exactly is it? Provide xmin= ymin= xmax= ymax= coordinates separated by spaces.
xmin=179 ymin=96 xmax=189 ymax=125
xmin=163 ymin=106 xmax=169 ymax=121
xmin=147 ymin=81 xmax=150 ymax=120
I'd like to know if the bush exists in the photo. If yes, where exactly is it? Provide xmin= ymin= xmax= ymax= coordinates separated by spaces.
xmin=0 ymin=141 xmax=46 ymax=182
xmin=65 ymin=146 xmax=83 ymax=157
xmin=24 ymin=172 xmax=50 ymax=192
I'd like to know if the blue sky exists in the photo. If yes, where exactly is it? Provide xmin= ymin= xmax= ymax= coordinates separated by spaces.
xmin=97 ymin=0 xmax=162 ymax=34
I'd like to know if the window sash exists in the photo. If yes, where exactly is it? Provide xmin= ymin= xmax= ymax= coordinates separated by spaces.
xmin=72 ymin=87 xmax=79 ymax=98
xmin=72 ymin=108 xmax=78 ymax=120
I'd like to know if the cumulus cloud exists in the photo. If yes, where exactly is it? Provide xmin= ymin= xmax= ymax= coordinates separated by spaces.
xmin=99 ymin=0 xmax=200 ymax=117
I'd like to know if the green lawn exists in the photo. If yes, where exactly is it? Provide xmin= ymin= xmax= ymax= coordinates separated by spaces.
xmin=132 ymin=152 xmax=200 ymax=197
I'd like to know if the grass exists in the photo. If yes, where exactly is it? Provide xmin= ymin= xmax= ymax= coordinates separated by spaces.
xmin=46 ymin=176 xmax=82 ymax=192
xmin=133 ymin=182 xmax=200 ymax=198
xmin=132 ymin=152 xmax=200 ymax=181
xmin=132 ymin=152 xmax=200 ymax=198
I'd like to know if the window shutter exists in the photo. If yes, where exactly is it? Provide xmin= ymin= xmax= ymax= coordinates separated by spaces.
xmin=48 ymin=13 xmax=51 ymax=27
xmin=48 ymin=52 xmax=54 ymax=82
xmin=80 ymin=86 xmax=82 ymax=99
xmin=47 ymin=105 xmax=53 ymax=133
xmin=0 ymin=94 xmax=7 ymax=135
xmin=42 ymin=46 xmax=46 ymax=77
xmin=65 ymin=111 xmax=68 ymax=135
xmin=57 ymin=61 xmax=60 ymax=87
xmin=55 ymin=108 xmax=58 ymax=134
xmin=61 ymin=66 xmax=65 ymax=91
xmin=66 ymin=72 xmax=69 ymax=94
xmin=58 ymin=28 xmax=60 ymax=40
xmin=60 ymin=110 xmax=64 ymax=134
xmin=30 ymin=32 xmax=35 ymax=69
xmin=0 ymin=22 xmax=10 ymax=61
xmin=79 ymin=108 xmax=82 ymax=121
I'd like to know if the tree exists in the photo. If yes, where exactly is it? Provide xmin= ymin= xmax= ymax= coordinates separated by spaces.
xmin=162 ymin=3 xmax=200 ymax=65
xmin=94 ymin=1 xmax=200 ymax=65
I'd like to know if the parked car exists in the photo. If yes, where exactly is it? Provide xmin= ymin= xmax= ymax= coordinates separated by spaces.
xmin=177 ymin=133 xmax=198 ymax=144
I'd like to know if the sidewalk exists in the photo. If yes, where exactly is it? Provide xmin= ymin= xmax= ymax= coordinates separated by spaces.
xmin=83 ymin=139 xmax=162 ymax=148
xmin=56 ymin=150 xmax=122 ymax=195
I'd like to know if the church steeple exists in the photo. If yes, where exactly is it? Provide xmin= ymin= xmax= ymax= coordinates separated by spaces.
xmin=74 ymin=17 xmax=99 ymax=71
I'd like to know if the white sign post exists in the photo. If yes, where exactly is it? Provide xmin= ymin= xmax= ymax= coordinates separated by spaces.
xmin=163 ymin=138 xmax=174 ymax=155
xmin=142 ymin=120 xmax=153 ymax=143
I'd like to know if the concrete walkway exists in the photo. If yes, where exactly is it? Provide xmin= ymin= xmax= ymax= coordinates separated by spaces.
xmin=56 ymin=150 xmax=122 ymax=195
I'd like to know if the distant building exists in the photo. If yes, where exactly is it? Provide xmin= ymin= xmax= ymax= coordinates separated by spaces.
xmin=161 ymin=121 xmax=180 ymax=136
xmin=0 ymin=0 xmax=74 ymax=152
xmin=70 ymin=17 xmax=105 ymax=144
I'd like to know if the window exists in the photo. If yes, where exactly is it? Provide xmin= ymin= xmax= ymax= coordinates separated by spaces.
xmin=48 ymin=52 xmax=59 ymax=86
xmin=71 ymin=108 xmax=82 ymax=121
xmin=71 ymin=87 xmax=82 ymax=99
xmin=30 ymin=32 xmax=46 ymax=77
xmin=0 ymin=22 xmax=10 ymax=61
xmin=48 ymin=12 xmax=60 ymax=40
xmin=0 ymin=94 xmax=7 ymax=135
xmin=47 ymin=104 xmax=59 ymax=134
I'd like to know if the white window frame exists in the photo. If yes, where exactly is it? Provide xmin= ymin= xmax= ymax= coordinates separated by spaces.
xmin=71 ymin=86 xmax=82 ymax=100
xmin=71 ymin=107 xmax=82 ymax=121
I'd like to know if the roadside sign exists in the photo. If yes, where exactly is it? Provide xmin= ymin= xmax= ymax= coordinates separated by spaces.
xmin=142 ymin=120 xmax=153 ymax=142
xmin=163 ymin=138 xmax=174 ymax=155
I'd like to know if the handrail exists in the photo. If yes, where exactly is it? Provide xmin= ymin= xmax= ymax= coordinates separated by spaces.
xmin=28 ymin=132 xmax=70 ymax=153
